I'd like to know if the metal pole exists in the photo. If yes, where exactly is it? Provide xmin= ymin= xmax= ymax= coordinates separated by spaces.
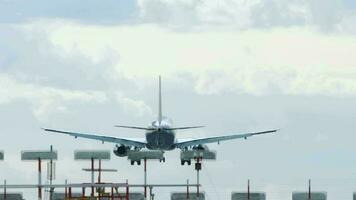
xmin=186 ymin=179 xmax=190 ymax=200
xmin=144 ymin=158 xmax=147 ymax=199
xmin=99 ymin=159 xmax=101 ymax=200
xmin=111 ymin=187 xmax=114 ymax=200
xmin=99 ymin=159 xmax=102 ymax=183
xmin=82 ymin=187 xmax=85 ymax=197
xmin=4 ymin=180 xmax=6 ymax=200
xmin=126 ymin=179 xmax=130 ymax=200
xmin=49 ymin=145 xmax=53 ymax=200
xmin=197 ymin=169 xmax=199 ymax=197
xmin=248 ymin=179 xmax=250 ymax=200
xmin=196 ymin=157 xmax=200 ymax=198
xmin=69 ymin=187 xmax=72 ymax=198
xmin=38 ymin=157 xmax=42 ymax=200
xmin=149 ymin=187 xmax=153 ymax=200
xmin=64 ymin=180 xmax=68 ymax=199
xmin=308 ymin=179 xmax=311 ymax=200
xmin=91 ymin=157 xmax=94 ymax=197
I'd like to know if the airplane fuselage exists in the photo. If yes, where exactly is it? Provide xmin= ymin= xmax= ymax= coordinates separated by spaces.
xmin=145 ymin=119 xmax=176 ymax=150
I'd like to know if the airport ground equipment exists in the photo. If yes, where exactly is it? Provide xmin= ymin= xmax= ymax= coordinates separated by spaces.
xmin=1 ymin=148 xmax=200 ymax=200
xmin=180 ymin=147 xmax=216 ymax=198
xmin=53 ymin=192 xmax=144 ymax=200
xmin=127 ymin=150 xmax=165 ymax=199
xmin=0 ymin=183 xmax=200 ymax=200
xmin=231 ymin=180 xmax=266 ymax=200
xmin=21 ymin=147 xmax=57 ymax=200
xmin=171 ymin=192 xmax=205 ymax=200
xmin=0 ymin=151 xmax=3 ymax=161
xmin=0 ymin=193 xmax=24 ymax=200
xmin=74 ymin=150 xmax=111 ymax=198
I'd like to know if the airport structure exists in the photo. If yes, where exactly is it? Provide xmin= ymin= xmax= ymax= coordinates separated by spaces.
xmin=0 ymin=146 xmax=216 ymax=200
xmin=292 ymin=192 xmax=327 ymax=200
xmin=2 ymin=146 xmax=356 ymax=199
xmin=231 ymin=192 xmax=266 ymax=200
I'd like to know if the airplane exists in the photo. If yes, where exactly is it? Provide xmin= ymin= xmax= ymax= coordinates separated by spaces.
xmin=43 ymin=76 xmax=277 ymax=164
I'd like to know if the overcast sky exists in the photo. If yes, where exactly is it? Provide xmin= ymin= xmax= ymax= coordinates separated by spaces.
xmin=1 ymin=0 xmax=356 ymax=199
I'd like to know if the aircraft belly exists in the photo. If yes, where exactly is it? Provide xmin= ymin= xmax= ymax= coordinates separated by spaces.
xmin=146 ymin=131 xmax=175 ymax=150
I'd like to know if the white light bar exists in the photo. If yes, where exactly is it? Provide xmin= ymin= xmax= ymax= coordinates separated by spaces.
xmin=128 ymin=150 xmax=164 ymax=160
xmin=74 ymin=150 xmax=111 ymax=160
xmin=21 ymin=151 xmax=57 ymax=160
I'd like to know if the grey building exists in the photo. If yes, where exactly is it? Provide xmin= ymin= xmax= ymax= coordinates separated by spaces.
xmin=231 ymin=192 xmax=266 ymax=200
xmin=52 ymin=192 xmax=82 ymax=200
xmin=118 ymin=193 xmax=144 ymax=200
xmin=292 ymin=192 xmax=327 ymax=200
xmin=0 ymin=193 xmax=24 ymax=200
xmin=52 ymin=192 xmax=143 ymax=200
xmin=171 ymin=192 xmax=205 ymax=200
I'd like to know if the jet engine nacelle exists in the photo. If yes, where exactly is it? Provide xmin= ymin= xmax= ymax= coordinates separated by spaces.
xmin=113 ymin=145 xmax=130 ymax=157
xmin=192 ymin=144 xmax=209 ymax=151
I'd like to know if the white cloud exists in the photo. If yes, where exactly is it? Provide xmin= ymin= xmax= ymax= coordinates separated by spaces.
xmin=0 ymin=73 xmax=108 ymax=121
xmin=136 ymin=0 xmax=353 ymax=33
xmin=37 ymin=21 xmax=356 ymax=96
xmin=116 ymin=93 xmax=154 ymax=117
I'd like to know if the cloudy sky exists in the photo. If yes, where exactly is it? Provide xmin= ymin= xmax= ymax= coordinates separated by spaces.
xmin=1 ymin=0 xmax=356 ymax=199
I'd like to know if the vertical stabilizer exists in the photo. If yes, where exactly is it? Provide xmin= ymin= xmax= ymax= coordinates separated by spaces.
xmin=158 ymin=76 xmax=162 ymax=125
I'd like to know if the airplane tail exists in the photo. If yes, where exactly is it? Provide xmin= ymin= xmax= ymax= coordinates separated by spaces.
xmin=114 ymin=76 xmax=204 ymax=131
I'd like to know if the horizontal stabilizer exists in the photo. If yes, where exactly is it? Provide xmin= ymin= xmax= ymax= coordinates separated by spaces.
xmin=168 ymin=126 xmax=205 ymax=130
xmin=114 ymin=125 xmax=154 ymax=131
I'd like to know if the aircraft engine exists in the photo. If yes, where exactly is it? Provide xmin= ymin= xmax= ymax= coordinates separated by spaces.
xmin=192 ymin=144 xmax=208 ymax=151
xmin=113 ymin=145 xmax=130 ymax=157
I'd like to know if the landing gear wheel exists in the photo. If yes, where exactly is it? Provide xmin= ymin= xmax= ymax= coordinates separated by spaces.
xmin=137 ymin=160 xmax=141 ymax=165
xmin=188 ymin=160 xmax=191 ymax=165
xmin=131 ymin=161 xmax=134 ymax=165
xmin=181 ymin=160 xmax=185 ymax=165
xmin=162 ymin=157 xmax=166 ymax=162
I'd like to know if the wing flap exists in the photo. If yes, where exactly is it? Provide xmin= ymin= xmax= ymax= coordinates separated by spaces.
xmin=175 ymin=129 xmax=277 ymax=148
xmin=43 ymin=128 xmax=146 ymax=148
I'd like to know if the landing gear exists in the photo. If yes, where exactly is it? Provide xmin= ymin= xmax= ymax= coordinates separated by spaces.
xmin=130 ymin=160 xmax=141 ymax=165
xmin=159 ymin=157 xmax=166 ymax=162
xmin=180 ymin=160 xmax=191 ymax=165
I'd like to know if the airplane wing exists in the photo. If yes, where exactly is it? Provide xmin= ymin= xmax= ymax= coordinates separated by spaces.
xmin=175 ymin=129 xmax=278 ymax=148
xmin=43 ymin=128 xmax=147 ymax=148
